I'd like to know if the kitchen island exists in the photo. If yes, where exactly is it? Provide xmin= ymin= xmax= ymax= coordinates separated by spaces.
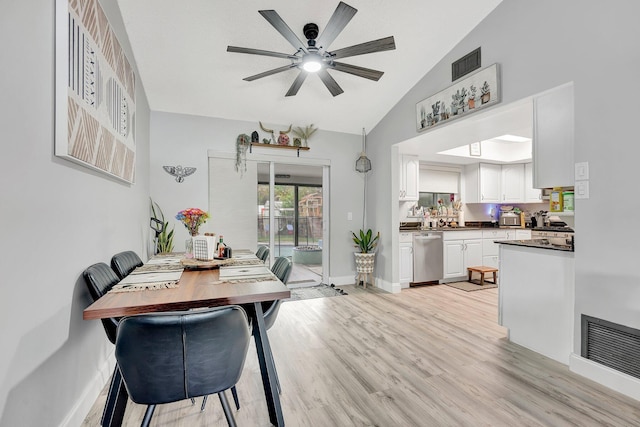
xmin=498 ymin=241 xmax=575 ymax=365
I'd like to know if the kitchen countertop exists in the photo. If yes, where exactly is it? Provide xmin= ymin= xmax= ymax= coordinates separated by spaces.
xmin=497 ymin=239 xmax=574 ymax=252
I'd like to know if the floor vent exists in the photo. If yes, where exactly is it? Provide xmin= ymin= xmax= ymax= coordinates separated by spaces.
xmin=581 ymin=314 xmax=640 ymax=379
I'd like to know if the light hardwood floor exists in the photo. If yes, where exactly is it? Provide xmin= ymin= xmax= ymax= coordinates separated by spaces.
xmin=82 ymin=284 xmax=640 ymax=426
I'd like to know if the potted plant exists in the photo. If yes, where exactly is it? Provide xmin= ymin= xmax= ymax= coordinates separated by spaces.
xmin=351 ymin=229 xmax=380 ymax=284
xmin=292 ymin=124 xmax=318 ymax=147
xmin=150 ymin=200 xmax=175 ymax=254
xmin=468 ymin=85 xmax=477 ymax=109
xmin=481 ymin=81 xmax=491 ymax=104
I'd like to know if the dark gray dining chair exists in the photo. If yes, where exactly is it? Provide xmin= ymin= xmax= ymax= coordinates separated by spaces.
xmin=241 ymin=256 xmax=292 ymax=396
xmin=115 ymin=306 xmax=251 ymax=427
xmin=83 ymin=263 xmax=121 ymax=343
xmin=255 ymin=245 xmax=270 ymax=263
xmin=110 ymin=251 xmax=143 ymax=280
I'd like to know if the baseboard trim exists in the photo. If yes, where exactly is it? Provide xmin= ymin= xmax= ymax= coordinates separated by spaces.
xmin=569 ymin=353 xmax=640 ymax=401
xmin=60 ymin=353 xmax=115 ymax=427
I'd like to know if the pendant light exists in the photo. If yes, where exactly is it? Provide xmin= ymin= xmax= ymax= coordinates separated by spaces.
xmin=355 ymin=128 xmax=372 ymax=173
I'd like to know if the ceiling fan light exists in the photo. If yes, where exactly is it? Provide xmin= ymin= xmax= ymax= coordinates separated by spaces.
xmin=302 ymin=54 xmax=322 ymax=72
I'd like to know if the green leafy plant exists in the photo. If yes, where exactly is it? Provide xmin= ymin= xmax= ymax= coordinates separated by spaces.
xmin=150 ymin=199 xmax=174 ymax=253
xmin=292 ymin=124 xmax=318 ymax=146
xmin=351 ymin=229 xmax=380 ymax=253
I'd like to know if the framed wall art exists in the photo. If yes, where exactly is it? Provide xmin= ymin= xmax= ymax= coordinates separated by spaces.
xmin=416 ymin=63 xmax=500 ymax=132
xmin=55 ymin=0 xmax=136 ymax=183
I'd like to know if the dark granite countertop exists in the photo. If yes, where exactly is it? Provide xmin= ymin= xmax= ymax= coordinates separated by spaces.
xmin=497 ymin=239 xmax=574 ymax=252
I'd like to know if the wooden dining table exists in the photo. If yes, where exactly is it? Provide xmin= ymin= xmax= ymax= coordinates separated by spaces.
xmin=83 ymin=262 xmax=290 ymax=427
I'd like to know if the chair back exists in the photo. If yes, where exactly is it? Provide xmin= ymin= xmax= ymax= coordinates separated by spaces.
xmin=256 ymin=245 xmax=270 ymax=263
xmin=82 ymin=263 xmax=121 ymax=343
xmin=115 ymin=306 xmax=250 ymax=405
xmin=271 ymin=257 xmax=292 ymax=284
xmin=111 ymin=251 xmax=143 ymax=280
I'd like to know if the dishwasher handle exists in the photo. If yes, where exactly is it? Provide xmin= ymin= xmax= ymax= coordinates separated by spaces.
xmin=414 ymin=235 xmax=442 ymax=241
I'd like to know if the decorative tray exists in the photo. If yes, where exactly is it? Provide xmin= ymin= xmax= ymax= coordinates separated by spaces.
xmin=180 ymin=258 xmax=234 ymax=270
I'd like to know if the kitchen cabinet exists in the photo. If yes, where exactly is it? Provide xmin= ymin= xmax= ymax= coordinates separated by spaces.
xmin=399 ymin=232 xmax=413 ymax=288
xmin=532 ymin=83 xmax=574 ymax=188
xmin=442 ymin=231 xmax=482 ymax=280
xmin=482 ymin=229 xmax=507 ymax=269
xmin=399 ymin=155 xmax=419 ymax=201
xmin=464 ymin=163 xmax=502 ymax=203
xmin=501 ymin=164 xmax=525 ymax=203
xmin=524 ymin=163 xmax=542 ymax=202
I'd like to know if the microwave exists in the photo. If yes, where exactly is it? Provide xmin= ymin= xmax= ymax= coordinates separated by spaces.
xmin=499 ymin=212 xmax=521 ymax=227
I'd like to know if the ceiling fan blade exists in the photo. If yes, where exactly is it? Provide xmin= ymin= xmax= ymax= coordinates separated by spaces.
xmin=285 ymin=71 xmax=308 ymax=97
xmin=243 ymin=64 xmax=297 ymax=82
xmin=227 ymin=46 xmax=295 ymax=59
xmin=329 ymin=36 xmax=396 ymax=60
xmin=315 ymin=2 xmax=358 ymax=50
xmin=331 ymin=62 xmax=384 ymax=81
xmin=259 ymin=9 xmax=308 ymax=53
xmin=317 ymin=69 xmax=344 ymax=97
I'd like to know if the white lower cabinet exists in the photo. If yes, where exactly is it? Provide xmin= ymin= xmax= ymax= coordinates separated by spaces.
xmin=442 ymin=231 xmax=482 ymax=280
xmin=399 ymin=232 xmax=413 ymax=288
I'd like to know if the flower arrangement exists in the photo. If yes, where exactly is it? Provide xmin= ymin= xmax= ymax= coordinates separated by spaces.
xmin=176 ymin=208 xmax=209 ymax=236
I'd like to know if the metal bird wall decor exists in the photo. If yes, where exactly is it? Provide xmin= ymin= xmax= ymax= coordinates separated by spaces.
xmin=163 ymin=165 xmax=197 ymax=183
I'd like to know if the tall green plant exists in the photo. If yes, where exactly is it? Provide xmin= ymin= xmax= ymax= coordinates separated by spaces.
xmin=351 ymin=229 xmax=380 ymax=253
xmin=151 ymin=199 xmax=174 ymax=254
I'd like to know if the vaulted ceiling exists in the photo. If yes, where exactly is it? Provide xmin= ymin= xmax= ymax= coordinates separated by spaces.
xmin=117 ymin=0 xmax=502 ymax=135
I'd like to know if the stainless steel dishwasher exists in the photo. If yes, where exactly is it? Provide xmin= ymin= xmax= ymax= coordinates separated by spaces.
xmin=412 ymin=232 xmax=443 ymax=283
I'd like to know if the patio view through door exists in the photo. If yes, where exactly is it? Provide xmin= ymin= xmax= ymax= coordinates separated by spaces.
xmin=257 ymin=177 xmax=323 ymax=287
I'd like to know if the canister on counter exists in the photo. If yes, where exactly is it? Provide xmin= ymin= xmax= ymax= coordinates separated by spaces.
xmin=549 ymin=187 xmax=564 ymax=212
xmin=563 ymin=191 xmax=574 ymax=211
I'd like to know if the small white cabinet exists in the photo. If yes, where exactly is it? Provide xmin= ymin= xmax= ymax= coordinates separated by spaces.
xmin=399 ymin=232 xmax=413 ymax=288
xmin=464 ymin=163 xmax=501 ymax=203
xmin=501 ymin=164 xmax=525 ymax=203
xmin=482 ymin=229 xmax=507 ymax=269
xmin=442 ymin=231 xmax=482 ymax=280
xmin=524 ymin=163 xmax=542 ymax=202
xmin=533 ymin=83 xmax=574 ymax=188
xmin=399 ymin=155 xmax=419 ymax=201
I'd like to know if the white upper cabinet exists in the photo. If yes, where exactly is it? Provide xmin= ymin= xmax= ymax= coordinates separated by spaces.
xmin=532 ymin=83 xmax=575 ymax=188
xmin=524 ymin=162 xmax=542 ymax=202
xmin=399 ymin=155 xmax=419 ymax=201
xmin=464 ymin=163 xmax=501 ymax=203
xmin=501 ymin=164 xmax=524 ymax=203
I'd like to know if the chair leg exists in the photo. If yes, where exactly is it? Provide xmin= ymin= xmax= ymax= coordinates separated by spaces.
xmin=200 ymin=395 xmax=208 ymax=411
xmin=218 ymin=391 xmax=238 ymax=427
xmin=231 ymin=386 xmax=240 ymax=410
xmin=141 ymin=404 xmax=156 ymax=427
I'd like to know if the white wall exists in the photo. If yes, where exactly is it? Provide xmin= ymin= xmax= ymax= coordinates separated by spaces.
xmin=0 ymin=0 xmax=150 ymax=425
xmin=149 ymin=111 xmax=363 ymax=282
xmin=368 ymin=0 xmax=640 ymax=395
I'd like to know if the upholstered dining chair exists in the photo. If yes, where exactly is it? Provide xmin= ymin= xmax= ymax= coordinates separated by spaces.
xmin=241 ymin=256 xmax=292 ymax=397
xmin=114 ymin=306 xmax=251 ymax=427
xmin=110 ymin=250 xmax=143 ymax=280
xmin=255 ymin=245 xmax=270 ymax=263
xmin=83 ymin=262 xmax=121 ymax=343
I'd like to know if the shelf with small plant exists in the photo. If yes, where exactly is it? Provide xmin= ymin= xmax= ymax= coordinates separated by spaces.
xmin=249 ymin=142 xmax=310 ymax=156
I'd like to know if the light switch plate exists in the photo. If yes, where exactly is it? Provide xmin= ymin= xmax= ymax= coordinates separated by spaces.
xmin=575 ymin=162 xmax=589 ymax=180
xmin=575 ymin=180 xmax=589 ymax=199
xmin=347 ymin=212 xmax=353 ymax=221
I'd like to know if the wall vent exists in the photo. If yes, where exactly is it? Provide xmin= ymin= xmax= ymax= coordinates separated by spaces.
xmin=451 ymin=47 xmax=481 ymax=81
xmin=581 ymin=314 xmax=640 ymax=379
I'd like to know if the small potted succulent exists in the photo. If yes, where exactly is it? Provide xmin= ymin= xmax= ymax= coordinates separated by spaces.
xmin=468 ymin=85 xmax=477 ymax=109
xmin=481 ymin=81 xmax=491 ymax=104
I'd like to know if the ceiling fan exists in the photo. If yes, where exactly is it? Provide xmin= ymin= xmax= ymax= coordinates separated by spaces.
xmin=227 ymin=1 xmax=396 ymax=97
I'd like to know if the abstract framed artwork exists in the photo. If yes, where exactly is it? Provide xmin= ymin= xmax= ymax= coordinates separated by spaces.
xmin=416 ymin=63 xmax=500 ymax=132
xmin=55 ymin=0 xmax=136 ymax=183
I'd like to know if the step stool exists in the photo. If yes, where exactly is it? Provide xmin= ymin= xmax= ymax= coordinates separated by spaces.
xmin=467 ymin=266 xmax=498 ymax=286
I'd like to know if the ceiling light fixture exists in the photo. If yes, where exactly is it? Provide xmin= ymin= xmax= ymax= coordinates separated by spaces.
xmin=302 ymin=53 xmax=322 ymax=72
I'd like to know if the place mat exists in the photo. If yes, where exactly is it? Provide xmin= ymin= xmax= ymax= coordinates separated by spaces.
xmin=132 ymin=263 xmax=183 ymax=273
xmin=228 ymin=258 xmax=264 ymax=266
xmin=444 ymin=281 xmax=497 ymax=292
xmin=118 ymin=270 xmax=183 ymax=285
xmin=211 ymin=275 xmax=277 ymax=285
xmin=110 ymin=281 xmax=179 ymax=293
xmin=181 ymin=258 xmax=234 ymax=269
xmin=219 ymin=265 xmax=272 ymax=280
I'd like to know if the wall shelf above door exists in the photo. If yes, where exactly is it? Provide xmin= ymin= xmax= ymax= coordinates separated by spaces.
xmin=250 ymin=143 xmax=310 ymax=157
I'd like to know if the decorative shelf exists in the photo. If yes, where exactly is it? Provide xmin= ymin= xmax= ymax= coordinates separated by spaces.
xmin=249 ymin=143 xmax=310 ymax=157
